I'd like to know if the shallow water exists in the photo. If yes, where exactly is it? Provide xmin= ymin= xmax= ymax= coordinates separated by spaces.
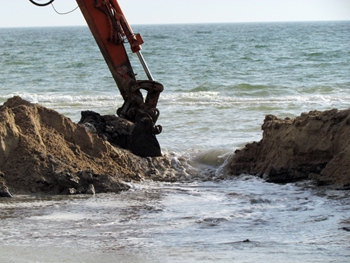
xmin=0 ymin=178 xmax=349 ymax=262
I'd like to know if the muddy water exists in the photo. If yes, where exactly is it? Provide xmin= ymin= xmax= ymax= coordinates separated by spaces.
xmin=1 ymin=177 xmax=349 ymax=262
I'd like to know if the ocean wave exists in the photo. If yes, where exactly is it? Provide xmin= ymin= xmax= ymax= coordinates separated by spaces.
xmin=1 ymin=91 xmax=348 ymax=113
xmin=160 ymin=92 xmax=349 ymax=105
xmin=192 ymin=148 xmax=231 ymax=167
xmin=1 ymin=92 xmax=121 ymax=103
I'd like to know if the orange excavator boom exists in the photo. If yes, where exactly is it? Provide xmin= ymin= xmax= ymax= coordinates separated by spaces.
xmin=29 ymin=0 xmax=164 ymax=157
xmin=76 ymin=0 xmax=163 ymax=123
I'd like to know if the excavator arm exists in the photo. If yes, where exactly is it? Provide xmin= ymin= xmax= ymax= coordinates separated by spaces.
xmin=29 ymin=0 xmax=164 ymax=157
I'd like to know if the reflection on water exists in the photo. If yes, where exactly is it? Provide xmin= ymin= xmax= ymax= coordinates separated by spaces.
xmin=0 ymin=177 xmax=350 ymax=263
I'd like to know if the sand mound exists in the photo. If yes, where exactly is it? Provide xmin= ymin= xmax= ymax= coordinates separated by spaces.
xmin=225 ymin=109 xmax=350 ymax=189
xmin=3 ymin=96 xmax=347 ymax=197
xmin=0 ymin=96 xmax=177 ymax=196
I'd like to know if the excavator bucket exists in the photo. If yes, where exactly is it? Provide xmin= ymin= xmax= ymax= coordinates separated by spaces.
xmin=79 ymin=111 xmax=161 ymax=157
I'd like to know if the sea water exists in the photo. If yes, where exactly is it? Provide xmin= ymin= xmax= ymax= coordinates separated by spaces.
xmin=0 ymin=22 xmax=350 ymax=262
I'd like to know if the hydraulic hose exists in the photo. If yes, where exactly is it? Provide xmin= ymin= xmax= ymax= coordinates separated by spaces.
xmin=29 ymin=0 xmax=55 ymax=7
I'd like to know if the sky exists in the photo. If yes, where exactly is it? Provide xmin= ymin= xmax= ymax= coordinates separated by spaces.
xmin=1 ymin=0 xmax=350 ymax=27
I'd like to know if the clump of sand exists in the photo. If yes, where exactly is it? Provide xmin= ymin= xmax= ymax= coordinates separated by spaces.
xmin=0 ymin=96 xmax=178 ymax=196
xmin=225 ymin=109 xmax=350 ymax=189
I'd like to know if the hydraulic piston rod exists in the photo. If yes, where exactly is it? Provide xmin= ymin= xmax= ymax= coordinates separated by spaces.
xmin=137 ymin=51 xmax=154 ymax=81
